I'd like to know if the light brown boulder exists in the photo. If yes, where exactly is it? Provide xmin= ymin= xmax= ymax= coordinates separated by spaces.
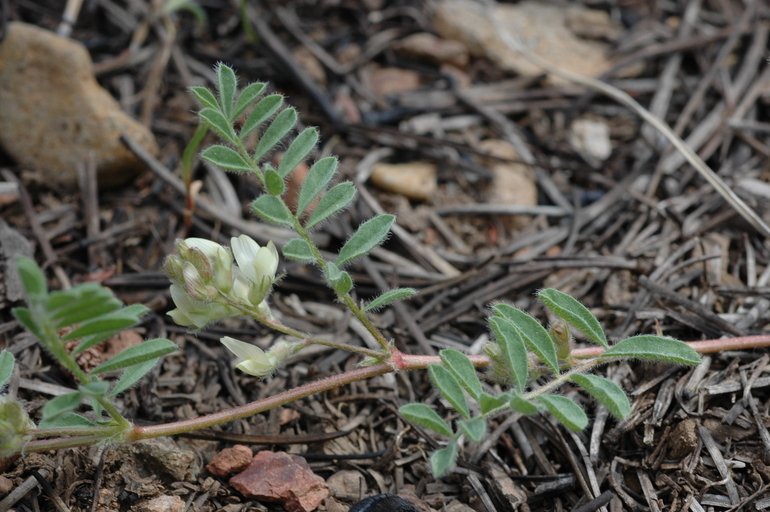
xmin=0 ymin=22 xmax=158 ymax=189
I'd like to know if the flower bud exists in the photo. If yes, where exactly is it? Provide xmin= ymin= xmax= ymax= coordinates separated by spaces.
xmin=163 ymin=255 xmax=185 ymax=284
xmin=549 ymin=321 xmax=573 ymax=362
xmin=0 ymin=396 xmax=33 ymax=458
xmin=483 ymin=342 xmax=515 ymax=386
xmin=266 ymin=339 xmax=303 ymax=366
xmin=187 ymin=246 xmax=213 ymax=281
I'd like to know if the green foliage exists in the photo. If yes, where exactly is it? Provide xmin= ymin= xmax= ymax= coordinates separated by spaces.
xmin=255 ymin=108 xmax=298 ymax=161
xmin=537 ymin=395 xmax=588 ymax=431
xmin=278 ymin=128 xmax=318 ymax=178
xmin=459 ymin=418 xmax=486 ymax=442
xmin=264 ymin=165 xmax=286 ymax=196
xmin=431 ymin=440 xmax=457 ymax=478
xmin=429 ymin=364 xmax=470 ymax=419
xmin=364 ymin=288 xmax=417 ymax=312
xmin=252 ymin=195 xmax=294 ymax=226
xmin=282 ymin=239 xmax=316 ymax=262
xmin=297 ymin=157 xmax=337 ymax=217
xmin=440 ymin=349 xmax=482 ymax=401
xmin=600 ymin=335 xmax=700 ymax=365
xmin=399 ymin=403 xmax=453 ymax=437
xmin=488 ymin=316 xmax=528 ymax=392
xmin=305 ymin=182 xmax=356 ymax=229
xmin=336 ymin=215 xmax=395 ymax=267
xmin=0 ymin=351 xmax=14 ymax=390
xmin=201 ymin=145 xmax=252 ymax=172
xmin=11 ymin=256 xmax=178 ymax=430
xmin=492 ymin=304 xmax=559 ymax=373
xmin=570 ymin=374 xmax=630 ymax=419
xmin=538 ymin=289 xmax=607 ymax=348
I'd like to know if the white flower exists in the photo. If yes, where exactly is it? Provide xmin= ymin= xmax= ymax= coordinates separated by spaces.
xmin=220 ymin=336 xmax=274 ymax=377
xmin=231 ymin=235 xmax=279 ymax=285
xmin=184 ymin=238 xmax=227 ymax=261
xmin=168 ymin=284 xmax=229 ymax=329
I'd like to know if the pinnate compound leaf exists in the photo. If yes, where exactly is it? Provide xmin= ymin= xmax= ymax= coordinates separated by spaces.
xmin=440 ymin=349 xmax=482 ymax=400
xmin=90 ymin=338 xmax=177 ymax=375
xmin=0 ymin=351 xmax=14 ymax=389
xmin=240 ymin=94 xmax=283 ymax=139
xmin=199 ymin=108 xmax=237 ymax=144
xmin=538 ymin=289 xmax=607 ymax=348
xmin=399 ymin=403 xmax=452 ymax=437
xmin=233 ymin=82 xmax=266 ymax=119
xmin=459 ymin=418 xmax=486 ymax=442
xmin=278 ymin=127 xmax=318 ymax=178
xmin=254 ymin=108 xmax=297 ymax=161
xmin=110 ymin=359 xmax=158 ymax=397
xmin=15 ymin=256 xmax=47 ymax=303
xmin=282 ymin=239 xmax=316 ymax=262
xmin=429 ymin=364 xmax=470 ymax=419
xmin=52 ymin=294 xmax=122 ymax=329
xmin=252 ymin=195 xmax=294 ymax=226
xmin=570 ymin=374 xmax=630 ymax=419
xmin=305 ymin=182 xmax=356 ymax=229
xmin=538 ymin=395 xmax=588 ymax=431
xmin=336 ymin=215 xmax=395 ymax=267
xmin=365 ymin=288 xmax=417 ymax=312
xmin=64 ymin=304 xmax=149 ymax=344
xmin=493 ymin=304 xmax=559 ymax=373
xmin=488 ymin=317 xmax=528 ymax=392
xmin=297 ymin=157 xmax=337 ymax=216
xmin=601 ymin=336 xmax=699 ymax=365
xmin=264 ymin=165 xmax=285 ymax=196
xmin=509 ymin=394 xmax=539 ymax=415
xmin=480 ymin=392 xmax=510 ymax=415
xmin=216 ymin=63 xmax=237 ymax=119
xmin=42 ymin=392 xmax=83 ymax=422
xmin=190 ymin=86 xmax=219 ymax=110
xmin=201 ymin=145 xmax=252 ymax=172
xmin=39 ymin=412 xmax=95 ymax=429
xmin=431 ymin=440 xmax=457 ymax=478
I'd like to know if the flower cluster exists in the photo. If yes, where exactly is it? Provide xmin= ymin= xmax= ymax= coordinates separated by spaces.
xmin=165 ymin=235 xmax=279 ymax=329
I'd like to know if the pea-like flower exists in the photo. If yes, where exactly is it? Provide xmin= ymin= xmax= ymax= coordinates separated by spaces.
xmin=220 ymin=336 xmax=275 ymax=377
xmin=165 ymin=235 xmax=279 ymax=330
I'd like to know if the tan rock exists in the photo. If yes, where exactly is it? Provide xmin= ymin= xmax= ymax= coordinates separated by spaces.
xmin=432 ymin=0 xmax=614 ymax=84
xmin=393 ymin=32 xmax=469 ymax=68
xmin=480 ymin=139 xmax=537 ymax=230
xmin=134 ymin=495 xmax=185 ymax=512
xmin=569 ymin=118 xmax=613 ymax=168
xmin=566 ymin=7 xmax=622 ymax=40
xmin=370 ymin=162 xmax=436 ymax=202
xmin=367 ymin=67 xmax=421 ymax=98
xmin=326 ymin=470 xmax=366 ymax=498
xmin=0 ymin=22 xmax=158 ymax=189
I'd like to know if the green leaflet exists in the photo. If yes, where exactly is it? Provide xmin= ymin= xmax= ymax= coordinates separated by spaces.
xmin=429 ymin=364 xmax=470 ymax=419
xmin=431 ymin=440 xmax=457 ymax=478
xmin=0 ymin=351 xmax=14 ymax=389
xmin=336 ymin=215 xmax=394 ymax=267
xmin=240 ymin=94 xmax=283 ymax=139
xmin=282 ymin=239 xmax=316 ymax=262
xmin=492 ymin=304 xmax=559 ymax=373
xmin=277 ymin=128 xmax=319 ymax=178
xmin=216 ymin=63 xmax=237 ymax=120
xmin=304 ymin=182 xmax=356 ymax=229
xmin=570 ymin=373 xmax=630 ymax=419
xmin=202 ymin=145 xmax=252 ymax=172
xmin=459 ymin=418 xmax=486 ymax=442
xmin=439 ymin=349 xmax=482 ymax=401
xmin=488 ymin=316 xmax=528 ymax=392
xmin=600 ymin=336 xmax=700 ymax=365
xmin=233 ymin=82 xmax=267 ymax=119
xmin=89 ymin=339 xmax=178 ymax=375
xmin=110 ymin=359 xmax=158 ymax=397
xmin=399 ymin=403 xmax=452 ymax=437
xmin=538 ymin=289 xmax=607 ymax=348
xmin=537 ymin=395 xmax=588 ymax=431
xmin=254 ymin=108 xmax=298 ymax=161
xmin=297 ymin=157 xmax=337 ymax=217
xmin=252 ymin=195 xmax=294 ymax=226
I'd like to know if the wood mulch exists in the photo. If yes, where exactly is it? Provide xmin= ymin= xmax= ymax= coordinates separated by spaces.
xmin=2 ymin=0 xmax=770 ymax=511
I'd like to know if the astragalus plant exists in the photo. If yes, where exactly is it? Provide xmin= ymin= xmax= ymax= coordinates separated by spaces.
xmin=2 ymin=65 xmax=700 ymax=478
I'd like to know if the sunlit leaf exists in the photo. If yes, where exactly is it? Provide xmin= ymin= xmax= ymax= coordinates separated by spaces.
xmin=440 ymin=349 xmax=482 ymax=401
xmin=570 ymin=373 xmax=630 ymax=419
xmin=89 ymin=338 xmax=177 ymax=375
xmin=336 ymin=215 xmax=394 ymax=267
xmin=304 ymin=182 xmax=356 ymax=229
xmin=297 ymin=157 xmax=337 ymax=217
xmin=201 ymin=145 xmax=252 ymax=172
xmin=431 ymin=440 xmax=457 ymax=478
xmin=538 ymin=289 xmax=607 ymax=348
xmin=364 ymin=288 xmax=417 ymax=312
xmin=278 ymin=127 xmax=318 ymax=178
xmin=399 ymin=403 xmax=453 ymax=437
xmin=429 ymin=364 xmax=470 ymax=419
xmin=538 ymin=394 xmax=588 ymax=431
xmin=600 ymin=336 xmax=700 ymax=365
xmin=492 ymin=304 xmax=559 ymax=373
xmin=254 ymin=108 xmax=298 ymax=161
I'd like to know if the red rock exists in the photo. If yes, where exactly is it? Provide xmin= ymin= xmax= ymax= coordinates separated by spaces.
xmin=206 ymin=445 xmax=253 ymax=477
xmin=230 ymin=451 xmax=328 ymax=512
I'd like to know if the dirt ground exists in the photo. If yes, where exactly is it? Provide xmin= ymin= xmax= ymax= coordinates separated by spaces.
xmin=2 ymin=0 xmax=770 ymax=511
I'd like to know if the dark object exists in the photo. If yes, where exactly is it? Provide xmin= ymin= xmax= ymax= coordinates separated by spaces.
xmin=350 ymin=495 xmax=419 ymax=512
